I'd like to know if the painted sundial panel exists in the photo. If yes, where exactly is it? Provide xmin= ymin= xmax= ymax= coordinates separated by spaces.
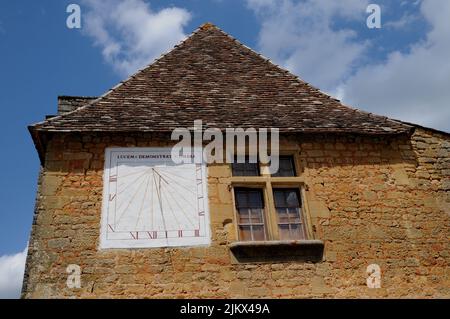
xmin=100 ymin=148 xmax=210 ymax=249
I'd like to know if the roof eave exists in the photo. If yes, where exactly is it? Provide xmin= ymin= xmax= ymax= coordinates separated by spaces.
xmin=28 ymin=125 xmax=414 ymax=166
xmin=28 ymin=126 xmax=47 ymax=166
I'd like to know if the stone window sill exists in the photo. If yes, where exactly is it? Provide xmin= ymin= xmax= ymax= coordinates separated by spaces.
xmin=229 ymin=240 xmax=324 ymax=264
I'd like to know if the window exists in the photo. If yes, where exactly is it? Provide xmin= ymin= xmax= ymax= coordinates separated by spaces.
xmin=231 ymin=157 xmax=259 ymax=176
xmin=231 ymin=153 xmax=311 ymax=242
xmin=272 ymin=155 xmax=296 ymax=177
xmin=234 ymin=188 xmax=266 ymax=241
xmin=274 ymin=189 xmax=306 ymax=240
xmin=230 ymin=153 xmax=324 ymax=263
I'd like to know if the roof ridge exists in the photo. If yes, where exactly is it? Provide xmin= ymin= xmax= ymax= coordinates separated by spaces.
xmin=200 ymin=25 xmax=409 ymax=122
xmin=206 ymin=23 xmax=355 ymax=108
xmin=207 ymin=24 xmax=309 ymax=84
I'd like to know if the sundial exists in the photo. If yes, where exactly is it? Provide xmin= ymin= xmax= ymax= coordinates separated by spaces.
xmin=100 ymin=148 xmax=210 ymax=248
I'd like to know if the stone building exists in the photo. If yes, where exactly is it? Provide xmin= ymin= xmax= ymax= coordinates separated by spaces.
xmin=22 ymin=23 xmax=449 ymax=298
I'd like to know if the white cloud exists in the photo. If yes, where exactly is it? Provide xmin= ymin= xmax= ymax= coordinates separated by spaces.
xmin=0 ymin=248 xmax=27 ymax=299
xmin=248 ymin=0 xmax=450 ymax=132
xmin=384 ymin=12 xmax=418 ymax=30
xmin=247 ymin=0 xmax=369 ymax=91
xmin=82 ymin=0 xmax=191 ymax=76
xmin=341 ymin=0 xmax=450 ymax=131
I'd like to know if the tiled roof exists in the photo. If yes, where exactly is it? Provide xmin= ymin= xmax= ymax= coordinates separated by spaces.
xmin=30 ymin=23 xmax=412 ymax=135
xmin=57 ymin=96 xmax=98 ymax=115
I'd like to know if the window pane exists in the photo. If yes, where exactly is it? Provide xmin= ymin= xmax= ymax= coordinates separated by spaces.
xmin=232 ymin=167 xmax=242 ymax=176
xmin=274 ymin=191 xmax=286 ymax=207
xmin=251 ymin=225 xmax=266 ymax=241
xmin=238 ymin=210 xmax=250 ymax=224
xmin=273 ymin=188 xmax=305 ymax=240
xmin=250 ymin=208 xmax=263 ymax=223
xmin=232 ymin=156 xmax=259 ymax=176
xmin=234 ymin=188 xmax=266 ymax=241
xmin=276 ymin=208 xmax=289 ymax=223
xmin=235 ymin=192 xmax=248 ymax=208
xmin=286 ymin=191 xmax=299 ymax=207
xmin=279 ymin=224 xmax=290 ymax=240
xmin=288 ymin=208 xmax=301 ymax=223
xmin=272 ymin=156 xmax=296 ymax=177
xmin=239 ymin=225 xmax=252 ymax=241
xmin=248 ymin=191 xmax=263 ymax=208
xmin=290 ymin=224 xmax=304 ymax=239
xmin=233 ymin=163 xmax=258 ymax=176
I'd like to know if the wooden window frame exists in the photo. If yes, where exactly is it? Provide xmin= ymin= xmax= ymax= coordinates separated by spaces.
xmin=273 ymin=188 xmax=307 ymax=240
xmin=230 ymin=151 xmax=314 ymax=242
xmin=234 ymin=188 xmax=268 ymax=241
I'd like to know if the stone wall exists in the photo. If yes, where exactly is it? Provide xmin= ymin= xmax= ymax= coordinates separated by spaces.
xmin=22 ymin=128 xmax=449 ymax=298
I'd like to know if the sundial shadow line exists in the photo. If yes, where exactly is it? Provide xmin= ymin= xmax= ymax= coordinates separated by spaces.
xmin=116 ymin=168 xmax=152 ymax=191
xmin=156 ymin=170 xmax=197 ymax=196
xmin=115 ymin=174 xmax=150 ymax=228
xmin=160 ymin=180 xmax=198 ymax=229
xmin=157 ymin=169 xmax=197 ymax=190
xmin=114 ymin=168 xmax=197 ymax=230
xmin=135 ymin=174 xmax=152 ymax=230
xmin=114 ymin=168 xmax=153 ymax=215
xmin=150 ymin=171 xmax=154 ymax=230
xmin=156 ymin=167 xmax=198 ymax=185
xmin=116 ymin=166 xmax=153 ymax=179
xmin=153 ymin=171 xmax=169 ymax=244
xmin=159 ymin=183 xmax=185 ymax=230
xmin=155 ymin=171 xmax=198 ymax=211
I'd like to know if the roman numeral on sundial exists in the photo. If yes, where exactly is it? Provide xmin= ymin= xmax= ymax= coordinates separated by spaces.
xmin=109 ymin=175 xmax=117 ymax=182
xmin=147 ymin=231 xmax=157 ymax=239
xmin=109 ymin=194 xmax=116 ymax=201
xmin=130 ymin=232 xmax=138 ymax=240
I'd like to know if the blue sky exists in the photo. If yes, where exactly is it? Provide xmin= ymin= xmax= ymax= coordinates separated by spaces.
xmin=0 ymin=0 xmax=449 ymax=298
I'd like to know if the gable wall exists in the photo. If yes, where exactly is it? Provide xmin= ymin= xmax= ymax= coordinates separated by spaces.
xmin=22 ymin=129 xmax=449 ymax=298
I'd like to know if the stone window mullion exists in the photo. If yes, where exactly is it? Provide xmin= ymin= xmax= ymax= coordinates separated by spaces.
xmin=264 ymin=179 xmax=280 ymax=241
